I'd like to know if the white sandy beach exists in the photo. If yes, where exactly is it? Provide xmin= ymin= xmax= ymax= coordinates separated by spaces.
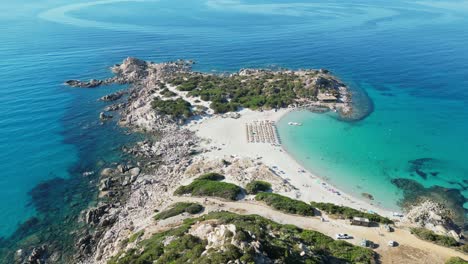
xmin=188 ymin=108 xmax=395 ymax=219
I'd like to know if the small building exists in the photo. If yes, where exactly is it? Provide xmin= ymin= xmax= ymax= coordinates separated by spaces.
xmin=317 ymin=93 xmax=337 ymax=102
xmin=350 ymin=217 xmax=370 ymax=227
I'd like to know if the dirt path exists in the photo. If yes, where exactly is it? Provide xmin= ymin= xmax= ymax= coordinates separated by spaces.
xmin=171 ymin=196 xmax=467 ymax=264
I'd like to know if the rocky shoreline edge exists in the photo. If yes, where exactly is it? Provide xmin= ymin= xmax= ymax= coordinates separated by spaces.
xmin=14 ymin=57 xmax=465 ymax=263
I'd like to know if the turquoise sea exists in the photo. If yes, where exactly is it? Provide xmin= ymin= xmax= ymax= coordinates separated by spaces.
xmin=0 ymin=0 xmax=467 ymax=258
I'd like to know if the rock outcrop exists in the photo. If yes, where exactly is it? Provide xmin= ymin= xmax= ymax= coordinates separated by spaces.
xmin=404 ymin=200 xmax=460 ymax=236
xmin=190 ymin=223 xmax=237 ymax=249
xmin=104 ymin=103 xmax=125 ymax=112
xmin=65 ymin=79 xmax=103 ymax=88
xmin=84 ymin=204 xmax=109 ymax=225
xmin=99 ymin=112 xmax=113 ymax=121
xmin=99 ymin=91 xmax=127 ymax=102
xmin=28 ymin=246 xmax=46 ymax=264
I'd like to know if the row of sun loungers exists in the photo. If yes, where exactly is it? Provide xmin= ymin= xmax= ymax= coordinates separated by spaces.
xmin=246 ymin=120 xmax=280 ymax=144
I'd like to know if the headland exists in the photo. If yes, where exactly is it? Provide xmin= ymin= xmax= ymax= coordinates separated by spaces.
xmin=13 ymin=57 xmax=466 ymax=263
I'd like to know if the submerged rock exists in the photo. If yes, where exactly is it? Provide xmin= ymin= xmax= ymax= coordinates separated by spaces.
xmin=99 ymin=112 xmax=113 ymax=121
xmin=361 ymin=192 xmax=374 ymax=200
xmin=99 ymin=91 xmax=127 ymax=102
xmin=104 ymin=103 xmax=125 ymax=112
xmin=65 ymin=79 xmax=102 ymax=88
xmin=408 ymin=158 xmax=439 ymax=180
xmin=100 ymin=168 xmax=114 ymax=177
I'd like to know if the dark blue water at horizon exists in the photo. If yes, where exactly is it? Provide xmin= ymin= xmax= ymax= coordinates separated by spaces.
xmin=1 ymin=0 xmax=467 ymax=242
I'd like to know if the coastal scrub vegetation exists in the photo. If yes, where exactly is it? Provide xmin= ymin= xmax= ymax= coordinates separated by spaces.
xmin=410 ymin=228 xmax=459 ymax=247
xmin=108 ymin=211 xmax=376 ymax=264
xmin=197 ymin=172 xmax=225 ymax=181
xmin=309 ymin=202 xmax=393 ymax=224
xmin=160 ymin=88 xmax=177 ymax=97
xmin=154 ymin=202 xmax=204 ymax=221
xmin=167 ymin=72 xmax=332 ymax=113
xmin=151 ymin=97 xmax=192 ymax=119
xmin=446 ymin=257 xmax=468 ymax=264
xmin=174 ymin=174 xmax=242 ymax=201
xmin=255 ymin=192 xmax=315 ymax=216
xmin=128 ymin=230 xmax=145 ymax=243
xmin=245 ymin=180 xmax=272 ymax=194
xmin=459 ymin=244 xmax=468 ymax=253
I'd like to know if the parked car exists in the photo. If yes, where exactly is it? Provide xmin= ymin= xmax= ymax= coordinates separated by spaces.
xmin=388 ymin=240 xmax=397 ymax=247
xmin=335 ymin=233 xmax=353 ymax=239
xmin=360 ymin=239 xmax=375 ymax=248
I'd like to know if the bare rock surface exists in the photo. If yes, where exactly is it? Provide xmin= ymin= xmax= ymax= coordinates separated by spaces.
xmin=189 ymin=223 xmax=237 ymax=249
xmin=99 ymin=91 xmax=127 ymax=102
xmin=403 ymin=200 xmax=460 ymax=237
xmin=65 ymin=79 xmax=102 ymax=88
xmin=99 ymin=112 xmax=113 ymax=121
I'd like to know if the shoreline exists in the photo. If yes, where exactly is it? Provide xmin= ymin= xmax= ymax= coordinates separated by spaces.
xmin=188 ymin=108 xmax=396 ymax=219
xmin=276 ymin=109 xmax=401 ymax=212
xmin=26 ymin=57 xmax=462 ymax=263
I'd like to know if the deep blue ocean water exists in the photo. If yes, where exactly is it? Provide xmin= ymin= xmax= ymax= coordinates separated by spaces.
xmin=0 ymin=0 xmax=467 ymax=247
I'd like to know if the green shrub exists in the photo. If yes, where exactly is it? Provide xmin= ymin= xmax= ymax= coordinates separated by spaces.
xmin=411 ymin=228 xmax=459 ymax=247
xmin=128 ymin=230 xmax=144 ymax=243
xmin=160 ymin=88 xmax=177 ymax=97
xmin=185 ymin=203 xmax=204 ymax=214
xmin=174 ymin=180 xmax=242 ymax=201
xmin=234 ymin=230 xmax=251 ymax=242
xmin=459 ymin=244 xmax=468 ymax=253
xmin=177 ymin=81 xmax=198 ymax=91
xmin=197 ymin=172 xmax=225 ymax=181
xmin=255 ymin=193 xmax=314 ymax=216
xmin=245 ymin=180 xmax=272 ymax=194
xmin=154 ymin=202 xmax=204 ymax=221
xmin=309 ymin=201 xmax=393 ymax=224
xmin=328 ymin=240 xmax=375 ymax=263
xmin=446 ymin=257 xmax=468 ymax=264
xmin=210 ymin=101 xmax=239 ymax=114
xmin=155 ymin=235 xmax=205 ymax=263
xmin=151 ymin=97 xmax=192 ymax=118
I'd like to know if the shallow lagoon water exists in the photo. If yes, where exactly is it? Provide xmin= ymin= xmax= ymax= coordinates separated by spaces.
xmin=0 ymin=0 xmax=468 ymax=254
xmin=278 ymin=87 xmax=468 ymax=212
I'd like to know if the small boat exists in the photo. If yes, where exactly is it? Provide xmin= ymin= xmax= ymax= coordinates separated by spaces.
xmin=288 ymin=122 xmax=303 ymax=126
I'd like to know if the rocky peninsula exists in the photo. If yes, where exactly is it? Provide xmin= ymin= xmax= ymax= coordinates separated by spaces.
xmin=14 ymin=58 xmax=466 ymax=264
